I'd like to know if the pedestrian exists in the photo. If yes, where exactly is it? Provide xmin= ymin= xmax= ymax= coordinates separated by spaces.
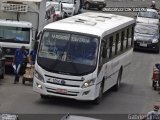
xmin=154 ymin=64 xmax=160 ymax=94
xmin=143 ymin=105 xmax=160 ymax=120
xmin=150 ymin=1 xmax=159 ymax=11
xmin=29 ymin=43 xmax=38 ymax=65
xmin=13 ymin=46 xmax=28 ymax=84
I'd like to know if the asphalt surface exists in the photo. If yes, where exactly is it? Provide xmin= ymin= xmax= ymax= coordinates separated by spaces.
xmin=0 ymin=0 xmax=160 ymax=119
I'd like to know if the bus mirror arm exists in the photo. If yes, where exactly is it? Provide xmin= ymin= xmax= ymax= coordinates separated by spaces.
xmin=36 ymin=31 xmax=42 ymax=41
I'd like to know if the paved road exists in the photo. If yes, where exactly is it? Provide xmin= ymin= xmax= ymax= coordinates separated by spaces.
xmin=0 ymin=51 xmax=160 ymax=115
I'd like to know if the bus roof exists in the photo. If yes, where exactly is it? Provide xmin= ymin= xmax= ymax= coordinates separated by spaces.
xmin=44 ymin=12 xmax=135 ymax=36
xmin=0 ymin=19 xmax=32 ymax=28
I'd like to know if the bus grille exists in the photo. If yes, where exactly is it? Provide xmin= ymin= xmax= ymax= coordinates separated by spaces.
xmin=45 ymin=74 xmax=83 ymax=88
xmin=46 ymin=87 xmax=79 ymax=96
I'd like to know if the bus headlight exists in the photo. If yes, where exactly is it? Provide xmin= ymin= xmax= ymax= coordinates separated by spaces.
xmin=82 ymin=79 xmax=95 ymax=88
xmin=34 ymin=70 xmax=45 ymax=82
xmin=152 ymin=39 xmax=158 ymax=43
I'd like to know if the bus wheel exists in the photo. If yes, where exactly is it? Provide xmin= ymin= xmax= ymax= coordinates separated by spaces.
xmin=93 ymin=82 xmax=104 ymax=105
xmin=113 ymin=69 xmax=122 ymax=91
xmin=40 ymin=94 xmax=49 ymax=99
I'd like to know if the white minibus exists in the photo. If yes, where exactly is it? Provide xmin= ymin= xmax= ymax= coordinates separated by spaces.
xmin=33 ymin=12 xmax=135 ymax=104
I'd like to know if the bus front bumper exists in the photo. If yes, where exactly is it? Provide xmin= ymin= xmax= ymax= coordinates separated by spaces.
xmin=33 ymin=77 xmax=98 ymax=101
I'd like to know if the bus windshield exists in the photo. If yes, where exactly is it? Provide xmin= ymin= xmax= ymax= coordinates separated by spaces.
xmin=0 ymin=26 xmax=30 ymax=44
xmin=38 ymin=31 xmax=99 ymax=75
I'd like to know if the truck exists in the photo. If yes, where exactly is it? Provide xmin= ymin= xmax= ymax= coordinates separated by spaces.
xmin=0 ymin=0 xmax=46 ymax=66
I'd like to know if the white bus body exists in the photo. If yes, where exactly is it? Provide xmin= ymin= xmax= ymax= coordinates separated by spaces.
xmin=33 ymin=12 xmax=135 ymax=103
xmin=0 ymin=0 xmax=46 ymax=66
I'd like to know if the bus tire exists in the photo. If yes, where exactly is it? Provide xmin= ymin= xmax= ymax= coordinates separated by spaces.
xmin=93 ymin=81 xmax=104 ymax=105
xmin=40 ymin=94 xmax=49 ymax=99
xmin=113 ymin=69 xmax=122 ymax=91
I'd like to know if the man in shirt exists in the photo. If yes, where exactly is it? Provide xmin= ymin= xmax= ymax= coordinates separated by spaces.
xmin=146 ymin=105 xmax=160 ymax=120
xmin=13 ymin=46 xmax=28 ymax=84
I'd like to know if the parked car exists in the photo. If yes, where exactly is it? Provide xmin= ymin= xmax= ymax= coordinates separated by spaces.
xmin=83 ymin=0 xmax=106 ymax=10
xmin=136 ymin=8 xmax=159 ymax=25
xmin=61 ymin=114 xmax=101 ymax=120
xmin=0 ymin=47 xmax=5 ymax=79
xmin=50 ymin=0 xmax=81 ymax=17
xmin=45 ymin=1 xmax=58 ymax=24
xmin=134 ymin=23 xmax=160 ymax=53
xmin=48 ymin=1 xmax=65 ymax=20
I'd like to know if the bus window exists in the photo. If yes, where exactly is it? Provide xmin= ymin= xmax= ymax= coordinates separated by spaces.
xmin=100 ymin=40 xmax=106 ymax=64
xmin=109 ymin=36 xmax=113 ymax=58
xmin=123 ymin=29 xmax=127 ymax=50
xmin=131 ymin=26 xmax=134 ymax=47
xmin=126 ymin=28 xmax=129 ymax=48
xmin=121 ymin=31 xmax=124 ymax=51
xmin=128 ymin=27 xmax=132 ymax=47
xmin=112 ymin=34 xmax=116 ymax=56
xmin=115 ymin=33 xmax=119 ymax=55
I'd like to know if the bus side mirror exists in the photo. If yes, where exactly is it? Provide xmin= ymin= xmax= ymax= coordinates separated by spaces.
xmin=36 ymin=31 xmax=42 ymax=41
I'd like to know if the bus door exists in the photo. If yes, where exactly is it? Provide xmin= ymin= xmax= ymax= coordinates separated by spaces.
xmin=98 ymin=39 xmax=113 ymax=92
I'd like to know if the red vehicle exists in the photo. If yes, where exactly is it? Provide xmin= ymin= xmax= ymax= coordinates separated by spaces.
xmin=152 ymin=64 xmax=160 ymax=90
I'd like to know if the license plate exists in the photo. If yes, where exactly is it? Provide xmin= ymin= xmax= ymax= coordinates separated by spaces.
xmin=49 ymin=78 xmax=62 ymax=84
xmin=140 ymin=43 xmax=147 ymax=47
xmin=56 ymin=88 xmax=67 ymax=94
xmin=99 ymin=5 xmax=103 ymax=7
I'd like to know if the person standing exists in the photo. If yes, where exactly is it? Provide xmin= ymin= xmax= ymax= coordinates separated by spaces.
xmin=29 ymin=43 xmax=38 ymax=65
xmin=150 ymin=1 xmax=159 ymax=11
xmin=145 ymin=105 xmax=160 ymax=120
xmin=13 ymin=46 xmax=28 ymax=84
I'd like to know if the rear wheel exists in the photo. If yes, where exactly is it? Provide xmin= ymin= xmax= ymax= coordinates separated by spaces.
xmin=113 ymin=69 xmax=122 ymax=91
